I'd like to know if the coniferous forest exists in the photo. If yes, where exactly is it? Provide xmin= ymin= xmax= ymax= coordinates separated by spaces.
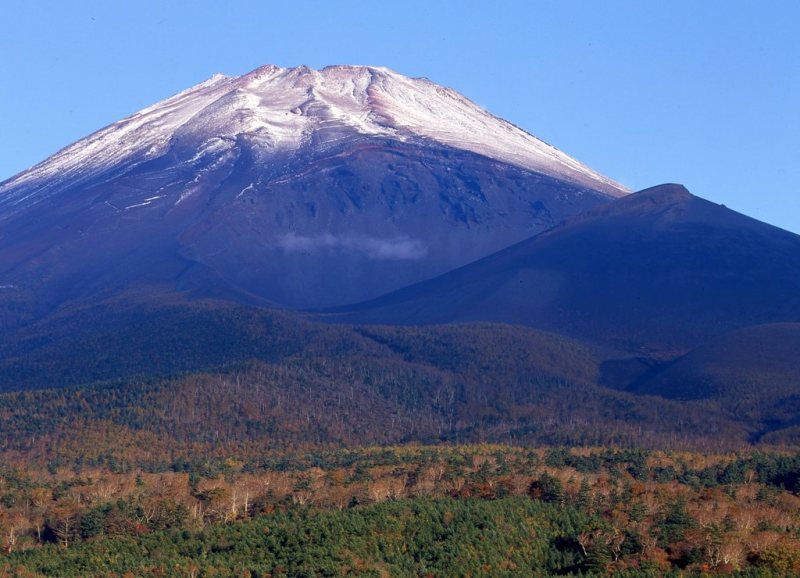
xmin=0 ymin=446 xmax=800 ymax=575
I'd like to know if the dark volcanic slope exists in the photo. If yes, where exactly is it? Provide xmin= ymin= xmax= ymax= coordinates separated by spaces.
xmin=331 ymin=184 xmax=800 ymax=351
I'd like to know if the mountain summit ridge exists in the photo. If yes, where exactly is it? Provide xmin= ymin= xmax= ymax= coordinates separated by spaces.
xmin=0 ymin=64 xmax=627 ymax=213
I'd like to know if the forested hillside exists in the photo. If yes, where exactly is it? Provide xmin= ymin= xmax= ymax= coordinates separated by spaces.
xmin=0 ymin=296 xmax=789 ymax=455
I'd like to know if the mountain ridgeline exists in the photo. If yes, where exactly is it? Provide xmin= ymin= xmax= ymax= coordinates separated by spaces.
xmin=0 ymin=65 xmax=798 ymax=453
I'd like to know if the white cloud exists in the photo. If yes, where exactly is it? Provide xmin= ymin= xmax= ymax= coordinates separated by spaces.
xmin=277 ymin=233 xmax=427 ymax=260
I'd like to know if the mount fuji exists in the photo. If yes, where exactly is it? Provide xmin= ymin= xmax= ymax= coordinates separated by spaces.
xmin=0 ymin=64 xmax=626 ymax=315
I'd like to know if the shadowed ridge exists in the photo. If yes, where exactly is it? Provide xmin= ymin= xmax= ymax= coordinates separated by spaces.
xmin=630 ymin=182 xmax=692 ymax=199
xmin=542 ymin=183 xmax=694 ymax=233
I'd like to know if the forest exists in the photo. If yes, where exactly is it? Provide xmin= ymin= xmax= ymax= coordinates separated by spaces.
xmin=0 ymin=302 xmax=797 ymax=574
xmin=0 ymin=299 xmax=776 ymax=459
xmin=0 ymin=446 xmax=797 ymax=575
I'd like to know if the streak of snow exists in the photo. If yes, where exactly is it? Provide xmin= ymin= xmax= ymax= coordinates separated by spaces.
xmin=124 ymin=195 xmax=165 ymax=210
xmin=236 ymin=183 xmax=255 ymax=199
xmin=175 ymin=149 xmax=236 ymax=206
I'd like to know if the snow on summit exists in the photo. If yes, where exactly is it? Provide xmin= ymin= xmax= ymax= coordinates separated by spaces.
xmin=0 ymin=64 xmax=627 ymax=209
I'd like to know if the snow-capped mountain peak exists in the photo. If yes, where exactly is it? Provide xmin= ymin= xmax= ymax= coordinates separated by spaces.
xmin=0 ymin=64 xmax=630 ymax=310
xmin=0 ymin=64 xmax=627 ymax=211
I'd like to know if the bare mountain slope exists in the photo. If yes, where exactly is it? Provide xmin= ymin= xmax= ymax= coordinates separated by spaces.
xmin=0 ymin=65 xmax=626 ymax=313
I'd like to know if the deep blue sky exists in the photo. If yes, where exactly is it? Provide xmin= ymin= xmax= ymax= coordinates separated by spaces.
xmin=2 ymin=0 xmax=798 ymax=232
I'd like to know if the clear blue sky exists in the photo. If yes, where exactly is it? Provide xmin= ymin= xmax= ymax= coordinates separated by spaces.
xmin=2 ymin=0 xmax=799 ymax=232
